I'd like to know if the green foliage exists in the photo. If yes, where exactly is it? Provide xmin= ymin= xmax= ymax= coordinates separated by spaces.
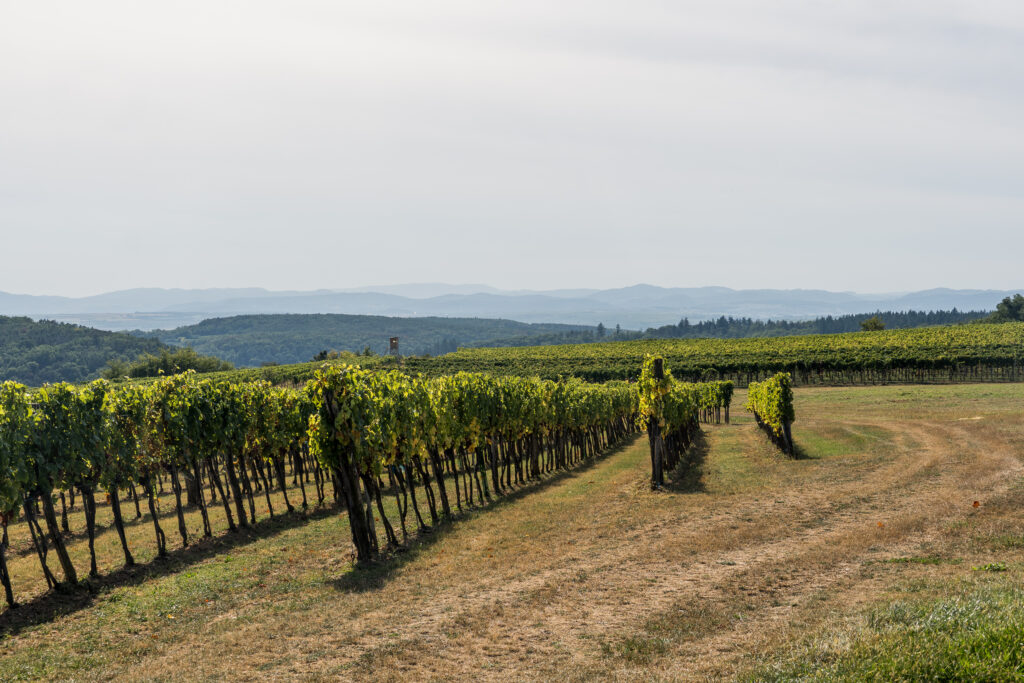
xmin=636 ymin=356 xmax=734 ymax=486
xmin=139 ymin=314 xmax=594 ymax=366
xmin=4 ymin=307 xmax=1007 ymax=390
xmin=103 ymin=348 xmax=233 ymax=380
xmin=103 ymin=384 xmax=147 ymax=489
xmin=637 ymin=355 xmax=673 ymax=424
xmin=972 ymin=562 xmax=1008 ymax=572
xmin=307 ymin=366 xmax=636 ymax=477
xmin=749 ymin=585 xmax=1024 ymax=681
xmin=650 ymin=309 xmax=984 ymax=339
xmin=0 ymin=382 xmax=33 ymax=514
xmin=397 ymin=323 xmax=1024 ymax=382
xmin=860 ymin=315 xmax=885 ymax=331
xmin=4 ymin=363 xmax=638 ymax=573
xmin=306 ymin=364 xmax=381 ymax=475
xmin=311 ymin=349 xmax=359 ymax=362
xmin=140 ymin=309 xmax=994 ymax=369
xmin=745 ymin=373 xmax=795 ymax=440
xmin=636 ymin=364 xmax=732 ymax=433
xmin=0 ymin=316 xmax=167 ymax=385
xmin=986 ymin=294 xmax=1024 ymax=323
xmin=28 ymin=383 xmax=90 ymax=493
xmin=122 ymin=320 xmax=1024 ymax=390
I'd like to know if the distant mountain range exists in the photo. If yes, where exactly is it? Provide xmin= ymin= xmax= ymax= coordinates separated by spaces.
xmin=0 ymin=285 xmax=1015 ymax=331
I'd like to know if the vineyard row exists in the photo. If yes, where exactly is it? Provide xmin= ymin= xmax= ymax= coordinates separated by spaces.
xmin=392 ymin=322 xmax=1024 ymax=386
xmin=636 ymin=357 xmax=737 ymax=488
xmin=745 ymin=373 xmax=796 ymax=454
xmin=0 ymin=366 xmax=732 ymax=609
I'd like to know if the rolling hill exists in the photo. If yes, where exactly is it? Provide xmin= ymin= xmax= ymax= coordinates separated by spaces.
xmin=0 ymin=316 xmax=169 ymax=385
xmin=140 ymin=314 xmax=594 ymax=367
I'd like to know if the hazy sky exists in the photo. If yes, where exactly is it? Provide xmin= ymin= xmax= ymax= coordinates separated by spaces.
xmin=2 ymin=1 xmax=1023 ymax=296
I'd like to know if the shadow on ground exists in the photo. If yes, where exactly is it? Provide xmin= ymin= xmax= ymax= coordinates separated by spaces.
xmin=329 ymin=434 xmax=642 ymax=594
xmin=0 ymin=434 xmax=644 ymax=632
xmin=663 ymin=429 xmax=710 ymax=494
xmin=0 ymin=504 xmax=341 ymax=637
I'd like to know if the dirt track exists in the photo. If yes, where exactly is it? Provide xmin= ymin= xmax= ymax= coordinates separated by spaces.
xmin=127 ymin=386 xmax=1023 ymax=681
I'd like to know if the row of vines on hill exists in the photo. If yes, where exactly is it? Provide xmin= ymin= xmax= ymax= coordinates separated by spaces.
xmin=637 ymin=356 xmax=735 ymax=489
xmin=0 ymin=368 xmax=639 ymax=607
xmin=400 ymin=322 xmax=1024 ymax=386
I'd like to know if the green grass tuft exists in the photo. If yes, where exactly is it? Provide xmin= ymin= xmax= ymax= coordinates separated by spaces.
xmin=746 ymin=585 xmax=1024 ymax=681
xmin=883 ymin=556 xmax=961 ymax=566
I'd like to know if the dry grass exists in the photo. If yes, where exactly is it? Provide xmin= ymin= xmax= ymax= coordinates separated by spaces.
xmin=2 ymin=383 xmax=1024 ymax=681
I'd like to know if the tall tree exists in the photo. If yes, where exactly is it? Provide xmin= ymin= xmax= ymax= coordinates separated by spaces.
xmin=990 ymin=294 xmax=1024 ymax=322
xmin=860 ymin=316 xmax=885 ymax=331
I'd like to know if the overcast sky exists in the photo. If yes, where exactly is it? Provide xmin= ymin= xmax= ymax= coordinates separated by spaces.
xmin=2 ymin=1 xmax=1022 ymax=296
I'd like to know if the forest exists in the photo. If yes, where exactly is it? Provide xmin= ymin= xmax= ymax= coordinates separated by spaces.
xmin=134 ymin=314 xmax=592 ymax=365
xmin=0 ymin=317 xmax=168 ymax=386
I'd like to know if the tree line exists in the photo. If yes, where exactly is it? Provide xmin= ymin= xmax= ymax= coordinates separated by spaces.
xmin=642 ymin=308 xmax=988 ymax=339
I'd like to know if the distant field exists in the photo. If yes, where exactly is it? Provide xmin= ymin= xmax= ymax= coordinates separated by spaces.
xmin=3 ymin=383 xmax=1022 ymax=680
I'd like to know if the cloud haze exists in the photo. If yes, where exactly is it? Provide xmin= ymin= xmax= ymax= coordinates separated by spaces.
xmin=2 ymin=1 xmax=1022 ymax=295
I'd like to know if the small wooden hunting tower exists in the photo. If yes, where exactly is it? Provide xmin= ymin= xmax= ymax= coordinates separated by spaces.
xmin=389 ymin=337 xmax=400 ymax=356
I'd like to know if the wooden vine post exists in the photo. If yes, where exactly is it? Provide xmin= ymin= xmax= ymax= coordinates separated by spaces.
xmin=648 ymin=358 xmax=665 ymax=490
xmin=782 ymin=420 xmax=794 ymax=455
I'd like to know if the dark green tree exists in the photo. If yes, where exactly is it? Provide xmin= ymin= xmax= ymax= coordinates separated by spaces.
xmin=860 ymin=316 xmax=885 ymax=331
xmin=989 ymin=294 xmax=1024 ymax=322
xmin=103 ymin=348 xmax=232 ymax=379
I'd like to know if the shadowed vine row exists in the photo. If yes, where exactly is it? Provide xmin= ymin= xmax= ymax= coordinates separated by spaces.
xmin=745 ymin=373 xmax=796 ymax=454
xmin=637 ymin=356 xmax=735 ymax=489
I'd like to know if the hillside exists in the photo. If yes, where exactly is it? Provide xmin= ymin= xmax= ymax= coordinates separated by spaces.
xmin=0 ymin=316 xmax=168 ymax=385
xmin=139 ymin=314 xmax=594 ymax=366
xmin=402 ymin=322 xmax=1024 ymax=382
xmin=132 ymin=307 xmax=994 ymax=370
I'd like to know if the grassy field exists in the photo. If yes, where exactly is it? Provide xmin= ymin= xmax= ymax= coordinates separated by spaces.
xmin=2 ymin=383 xmax=1023 ymax=680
